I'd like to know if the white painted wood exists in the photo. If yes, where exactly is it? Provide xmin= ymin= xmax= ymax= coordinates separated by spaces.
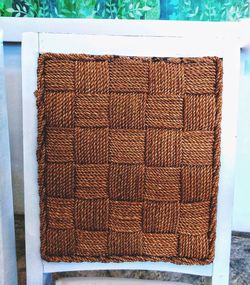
xmin=205 ymin=42 xmax=240 ymax=285
xmin=233 ymin=47 xmax=250 ymax=232
xmin=43 ymin=260 xmax=212 ymax=276
xmin=56 ymin=277 xmax=189 ymax=285
xmin=3 ymin=42 xmax=23 ymax=214
xmin=22 ymin=32 xmax=52 ymax=285
xmin=22 ymin=30 xmax=240 ymax=285
xmin=0 ymin=29 xmax=18 ymax=285
xmin=1 ymin=17 xmax=249 ymax=45
xmin=39 ymin=33 xmax=225 ymax=57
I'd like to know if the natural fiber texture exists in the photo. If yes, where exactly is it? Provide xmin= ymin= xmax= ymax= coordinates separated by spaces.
xmin=36 ymin=53 xmax=223 ymax=264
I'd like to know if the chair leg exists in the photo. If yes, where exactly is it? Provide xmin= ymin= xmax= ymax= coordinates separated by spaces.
xmin=204 ymin=263 xmax=230 ymax=285
xmin=26 ymin=269 xmax=52 ymax=285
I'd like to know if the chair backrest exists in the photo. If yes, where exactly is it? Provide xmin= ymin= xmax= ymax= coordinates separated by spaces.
xmin=22 ymin=23 xmax=241 ymax=285
xmin=0 ymin=29 xmax=18 ymax=285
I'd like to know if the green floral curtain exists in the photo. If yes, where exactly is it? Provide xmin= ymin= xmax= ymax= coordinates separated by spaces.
xmin=0 ymin=0 xmax=250 ymax=21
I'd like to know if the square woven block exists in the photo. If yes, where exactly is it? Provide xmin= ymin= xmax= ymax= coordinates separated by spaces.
xmin=45 ymin=91 xmax=74 ymax=128
xmin=143 ymin=201 xmax=180 ymax=233
xmin=109 ymin=232 xmax=142 ymax=256
xmin=146 ymin=129 xmax=181 ymax=167
xmin=109 ymin=164 xmax=145 ymax=201
xmin=47 ymin=198 xmax=74 ymax=230
xmin=179 ymin=234 xmax=209 ymax=259
xmin=110 ymin=58 xmax=149 ymax=93
xmin=146 ymin=98 xmax=183 ymax=128
xmin=182 ymin=131 xmax=214 ymax=165
xmin=110 ymin=129 xmax=145 ymax=164
xmin=149 ymin=61 xmax=184 ymax=98
xmin=181 ymin=166 xmax=213 ymax=203
xmin=76 ymin=231 xmax=108 ymax=257
xmin=143 ymin=233 xmax=178 ymax=257
xmin=145 ymin=167 xmax=181 ymax=201
xmin=47 ymin=163 xmax=74 ymax=198
xmin=75 ymin=164 xmax=109 ymax=199
xmin=110 ymin=93 xmax=146 ymax=129
xmin=47 ymin=229 xmax=75 ymax=256
xmin=44 ymin=60 xmax=75 ymax=91
xmin=36 ymin=54 xmax=222 ymax=264
xmin=184 ymin=95 xmax=216 ymax=131
xmin=75 ymin=93 xmax=109 ymax=127
xmin=184 ymin=60 xmax=216 ymax=94
xmin=75 ymin=198 xmax=109 ymax=231
xmin=178 ymin=201 xmax=210 ymax=235
xmin=46 ymin=128 xmax=74 ymax=162
xmin=75 ymin=61 xmax=109 ymax=93
xmin=75 ymin=127 xmax=109 ymax=164
xmin=109 ymin=201 xmax=142 ymax=232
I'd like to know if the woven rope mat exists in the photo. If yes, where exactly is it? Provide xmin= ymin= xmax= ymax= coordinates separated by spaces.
xmin=36 ymin=53 xmax=222 ymax=264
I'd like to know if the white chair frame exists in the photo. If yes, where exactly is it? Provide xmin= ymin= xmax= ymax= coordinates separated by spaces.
xmin=22 ymin=23 xmax=240 ymax=285
xmin=0 ymin=30 xmax=18 ymax=285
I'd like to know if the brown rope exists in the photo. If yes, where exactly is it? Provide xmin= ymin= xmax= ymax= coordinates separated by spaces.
xmin=36 ymin=53 xmax=223 ymax=265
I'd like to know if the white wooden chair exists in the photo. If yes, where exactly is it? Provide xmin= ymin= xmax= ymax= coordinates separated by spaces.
xmin=22 ymin=22 xmax=241 ymax=285
xmin=0 ymin=29 xmax=18 ymax=285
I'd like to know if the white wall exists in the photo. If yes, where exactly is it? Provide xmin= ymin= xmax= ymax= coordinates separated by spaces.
xmin=3 ymin=42 xmax=250 ymax=232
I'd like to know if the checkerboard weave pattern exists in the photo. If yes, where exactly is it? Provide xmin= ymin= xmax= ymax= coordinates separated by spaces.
xmin=36 ymin=53 xmax=222 ymax=264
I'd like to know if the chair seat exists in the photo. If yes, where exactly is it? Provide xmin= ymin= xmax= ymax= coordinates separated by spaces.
xmin=56 ymin=277 xmax=190 ymax=285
